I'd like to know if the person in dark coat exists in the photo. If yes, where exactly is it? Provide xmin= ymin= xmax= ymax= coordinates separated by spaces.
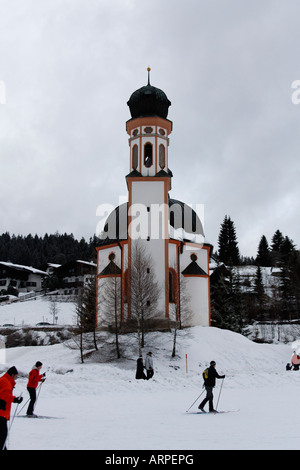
xmin=198 ymin=361 xmax=225 ymax=413
xmin=135 ymin=356 xmax=146 ymax=380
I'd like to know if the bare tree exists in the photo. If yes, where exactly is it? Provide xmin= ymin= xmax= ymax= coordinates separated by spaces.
xmin=100 ymin=274 xmax=122 ymax=359
xmin=74 ymin=293 xmax=85 ymax=363
xmin=72 ymin=276 xmax=98 ymax=363
xmin=130 ymin=240 xmax=161 ymax=356
xmin=169 ymin=272 xmax=192 ymax=357
xmin=49 ymin=297 xmax=60 ymax=325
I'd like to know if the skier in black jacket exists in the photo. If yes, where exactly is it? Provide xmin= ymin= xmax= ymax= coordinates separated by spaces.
xmin=198 ymin=361 xmax=225 ymax=413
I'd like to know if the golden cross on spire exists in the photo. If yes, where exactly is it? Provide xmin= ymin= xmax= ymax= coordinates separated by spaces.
xmin=147 ymin=66 xmax=151 ymax=85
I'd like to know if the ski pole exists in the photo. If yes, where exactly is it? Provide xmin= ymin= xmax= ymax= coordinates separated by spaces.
xmin=216 ymin=378 xmax=224 ymax=411
xmin=186 ymin=389 xmax=205 ymax=413
xmin=9 ymin=394 xmax=22 ymax=431
xmin=34 ymin=380 xmax=44 ymax=413
xmin=17 ymin=382 xmax=42 ymax=415
xmin=2 ymin=396 xmax=22 ymax=451
xmin=17 ymin=396 xmax=30 ymax=416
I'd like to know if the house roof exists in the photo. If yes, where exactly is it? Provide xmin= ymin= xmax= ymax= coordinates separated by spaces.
xmin=0 ymin=261 xmax=48 ymax=276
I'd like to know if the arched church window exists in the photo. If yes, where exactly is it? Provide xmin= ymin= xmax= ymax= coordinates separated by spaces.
xmin=169 ymin=268 xmax=177 ymax=303
xmin=132 ymin=145 xmax=138 ymax=170
xmin=144 ymin=143 xmax=153 ymax=168
xmin=159 ymin=144 xmax=165 ymax=169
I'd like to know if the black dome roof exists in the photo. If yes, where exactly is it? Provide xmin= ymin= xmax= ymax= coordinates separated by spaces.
xmin=99 ymin=199 xmax=204 ymax=242
xmin=127 ymin=73 xmax=171 ymax=119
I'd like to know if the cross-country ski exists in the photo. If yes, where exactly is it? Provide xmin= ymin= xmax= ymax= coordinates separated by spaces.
xmin=187 ymin=410 xmax=240 ymax=415
xmin=17 ymin=415 xmax=63 ymax=420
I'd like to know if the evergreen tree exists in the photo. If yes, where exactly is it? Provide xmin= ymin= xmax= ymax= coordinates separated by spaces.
xmin=210 ymin=266 xmax=246 ymax=333
xmin=270 ymin=229 xmax=284 ymax=265
xmin=256 ymin=235 xmax=271 ymax=267
xmin=271 ymin=230 xmax=284 ymax=252
xmin=0 ymin=231 xmax=96 ymax=269
xmin=279 ymin=239 xmax=298 ymax=320
xmin=289 ymin=251 xmax=300 ymax=316
xmin=280 ymin=236 xmax=295 ymax=261
xmin=253 ymin=265 xmax=267 ymax=320
xmin=218 ymin=215 xmax=240 ymax=266
xmin=254 ymin=265 xmax=265 ymax=301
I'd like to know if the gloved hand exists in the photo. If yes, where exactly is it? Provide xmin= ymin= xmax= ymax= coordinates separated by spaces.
xmin=0 ymin=399 xmax=6 ymax=410
xmin=14 ymin=396 xmax=23 ymax=404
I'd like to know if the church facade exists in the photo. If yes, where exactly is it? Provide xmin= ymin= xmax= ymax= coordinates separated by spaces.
xmin=96 ymin=71 xmax=211 ymax=329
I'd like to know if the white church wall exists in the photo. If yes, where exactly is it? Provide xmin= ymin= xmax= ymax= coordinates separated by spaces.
xmin=130 ymin=180 xmax=168 ymax=315
xmin=97 ymin=276 xmax=122 ymax=327
xmin=183 ymin=276 xmax=210 ymax=327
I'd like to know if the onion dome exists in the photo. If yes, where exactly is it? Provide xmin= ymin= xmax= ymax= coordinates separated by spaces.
xmin=99 ymin=198 xmax=204 ymax=242
xmin=127 ymin=68 xmax=171 ymax=119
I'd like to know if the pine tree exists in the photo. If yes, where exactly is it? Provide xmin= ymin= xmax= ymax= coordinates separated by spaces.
xmin=256 ymin=235 xmax=271 ymax=267
xmin=279 ymin=239 xmax=298 ymax=320
xmin=270 ymin=230 xmax=284 ymax=265
xmin=271 ymin=230 xmax=284 ymax=252
xmin=210 ymin=266 xmax=246 ymax=333
xmin=218 ymin=215 xmax=240 ymax=266
xmin=289 ymin=251 xmax=300 ymax=316
xmin=254 ymin=265 xmax=265 ymax=300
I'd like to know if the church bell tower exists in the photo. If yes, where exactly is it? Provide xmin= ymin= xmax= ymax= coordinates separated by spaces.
xmin=125 ymin=68 xmax=173 ymax=318
xmin=96 ymin=69 xmax=211 ymax=330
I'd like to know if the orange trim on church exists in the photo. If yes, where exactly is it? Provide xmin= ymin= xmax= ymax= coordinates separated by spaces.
xmin=126 ymin=116 xmax=173 ymax=136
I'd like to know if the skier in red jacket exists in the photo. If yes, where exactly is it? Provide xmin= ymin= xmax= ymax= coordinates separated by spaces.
xmin=26 ymin=361 xmax=46 ymax=417
xmin=0 ymin=366 xmax=23 ymax=450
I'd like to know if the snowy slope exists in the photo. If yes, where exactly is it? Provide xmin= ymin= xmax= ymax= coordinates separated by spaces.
xmin=0 ymin=298 xmax=75 ymax=326
xmin=1 ymin=299 xmax=300 ymax=450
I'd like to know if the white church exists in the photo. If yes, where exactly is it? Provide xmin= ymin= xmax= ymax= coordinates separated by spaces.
xmin=96 ymin=70 xmax=211 ymax=329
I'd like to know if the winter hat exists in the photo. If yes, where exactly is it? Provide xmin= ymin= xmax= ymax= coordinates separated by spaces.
xmin=7 ymin=366 xmax=18 ymax=376
xmin=35 ymin=361 xmax=43 ymax=367
xmin=210 ymin=361 xmax=216 ymax=366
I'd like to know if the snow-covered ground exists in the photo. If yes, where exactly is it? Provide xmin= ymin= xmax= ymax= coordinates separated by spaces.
xmin=0 ymin=297 xmax=76 ymax=326
xmin=1 ymin=299 xmax=300 ymax=450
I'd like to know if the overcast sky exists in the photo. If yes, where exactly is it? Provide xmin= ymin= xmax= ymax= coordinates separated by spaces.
xmin=0 ymin=0 xmax=299 ymax=258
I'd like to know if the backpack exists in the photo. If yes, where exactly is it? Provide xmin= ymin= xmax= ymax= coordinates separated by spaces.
xmin=202 ymin=368 xmax=208 ymax=383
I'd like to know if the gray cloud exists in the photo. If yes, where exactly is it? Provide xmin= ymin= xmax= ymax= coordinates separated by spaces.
xmin=0 ymin=0 xmax=299 ymax=257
